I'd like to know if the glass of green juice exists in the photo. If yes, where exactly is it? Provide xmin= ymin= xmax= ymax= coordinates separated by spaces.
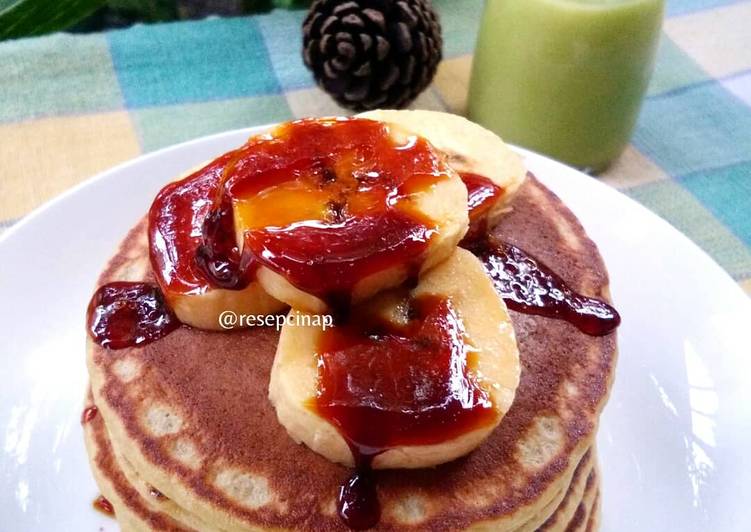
xmin=468 ymin=0 xmax=665 ymax=173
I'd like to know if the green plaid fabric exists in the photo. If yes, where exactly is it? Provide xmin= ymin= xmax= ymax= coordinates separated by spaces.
xmin=1 ymin=0 xmax=750 ymax=294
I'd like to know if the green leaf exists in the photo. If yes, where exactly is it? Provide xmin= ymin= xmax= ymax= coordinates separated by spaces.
xmin=0 ymin=0 xmax=106 ymax=40
xmin=106 ymin=0 xmax=176 ymax=22
xmin=272 ymin=0 xmax=310 ymax=7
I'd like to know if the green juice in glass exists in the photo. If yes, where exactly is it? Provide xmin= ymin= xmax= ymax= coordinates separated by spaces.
xmin=468 ymin=0 xmax=664 ymax=172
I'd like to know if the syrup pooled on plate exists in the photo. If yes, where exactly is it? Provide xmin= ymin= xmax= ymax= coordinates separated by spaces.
xmin=310 ymin=294 xmax=497 ymax=529
xmin=223 ymin=118 xmax=449 ymax=312
xmin=93 ymin=495 xmax=114 ymax=516
xmin=81 ymin=405 xmax=98 ymax=424
xmin=87 ymin=282 xmax=181 ymax=349
xmin=148 ymin=485 xmax=167 ymax=500
xmin=460 ymin=172 xmax=620 ymax=336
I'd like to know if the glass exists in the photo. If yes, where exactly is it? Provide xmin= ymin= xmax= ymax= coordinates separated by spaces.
xmin=468 ymin=0 xmax=665 ymax=173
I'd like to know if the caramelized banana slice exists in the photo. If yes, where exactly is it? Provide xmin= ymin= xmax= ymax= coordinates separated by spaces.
xmin=226 ymin=117 xmax=469 ymax=315
xmin=359 ymin=109 xmax=527 ymax=229
xmin=149 ymin=160 xmax=285 ymax=330
xmin=269 ymin=248 xmax=520 ymax=469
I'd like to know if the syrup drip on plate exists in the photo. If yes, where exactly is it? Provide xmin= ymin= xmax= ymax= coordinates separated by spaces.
xmin=87 ymin=282 xmax=181 ymax=349
xmin=81 ymin=405 xmax=98 ymax=424
xmin=310 ymin=294 xmax=497 ymax=529
xmin=93 ymin=495 xmax=114 ymax=516
xmin=149 ymin=485 xmax=167 ymax=500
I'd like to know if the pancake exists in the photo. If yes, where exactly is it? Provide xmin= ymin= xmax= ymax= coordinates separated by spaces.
xmin=516 ymin=449 xmax=594 ymax=532
xmin=84 ymin=384 xmax=599 ymax=532
xmin=88 ymin=406 xmax=220 ymax=530
xmin=83 ymin=390 xmax=189 ymax=532
xmin=537 ymin=454 xmax=599 ymax=532
xmin=86 ymin=174 xmax=617 ymax=530
xmin=584 ymin=493 xmax=601 ymax=532
xmin=566 ymin=466 xmax=600 ymax=532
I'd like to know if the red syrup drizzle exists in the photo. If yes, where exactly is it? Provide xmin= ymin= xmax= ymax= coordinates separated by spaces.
xmin=338 ymin=452 xmax=380 ymax=531
xmin=148 ymin=151 xmax=255 ymax=294
xmin=459 ymin=173 xmax=620 ymax=337
xmin=460 ymin=171 xmax=504 ymax=244
xmin=310 ymin=294 xmax=497 ymax=529
xmin=93 ymin=495 xmax=114 ymax=516
xmin=86 ymin=282 xmax=181 ymax=349
xmin=463 ymin=172 xmax=504 ymax=218
xmin=81 ymin=405 xmax=98 ymax=424
xmin=469 ymin=239 xmax=620 ymax=336
xmin=195 ymin=192 xmax=256 ymax=290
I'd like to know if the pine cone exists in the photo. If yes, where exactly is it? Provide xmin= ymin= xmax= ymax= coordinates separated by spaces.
xmin=302 ymin=0 xmax=443 ymax=111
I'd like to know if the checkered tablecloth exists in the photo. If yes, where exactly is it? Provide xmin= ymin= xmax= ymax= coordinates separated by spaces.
xmin=1 ymin=0 xmax=749 ymax=294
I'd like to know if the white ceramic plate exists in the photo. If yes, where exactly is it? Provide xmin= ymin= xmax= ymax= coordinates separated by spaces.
xmin=1 ymin=127 xmax=750 ymax=531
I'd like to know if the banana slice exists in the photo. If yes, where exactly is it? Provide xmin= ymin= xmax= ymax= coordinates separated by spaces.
xmin=149 ymin=159 xmax=286 ymax=330
xmin=358 ymin=109 xmax=527 ymax=228
xmin=226 ymin=117 xmax=469 ymax=315
xmin=269 ymin=248 xmax=520 ymax=469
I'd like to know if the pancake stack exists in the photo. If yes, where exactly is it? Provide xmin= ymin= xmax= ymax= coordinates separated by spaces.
xmin=83 ymin=111 xmax=617 ymax=531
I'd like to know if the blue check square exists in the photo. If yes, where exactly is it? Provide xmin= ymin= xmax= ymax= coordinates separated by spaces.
xmin=680 ymin=160 xmax=751 ymax=249
xmin=107 ymin=17 xmax=281 ymax=108
xmin=634 ymin=82 xmax=751 ymax=176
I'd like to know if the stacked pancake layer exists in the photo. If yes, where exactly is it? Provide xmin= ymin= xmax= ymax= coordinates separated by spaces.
xmin=84 ymin=171 xmax=616 ymax=530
